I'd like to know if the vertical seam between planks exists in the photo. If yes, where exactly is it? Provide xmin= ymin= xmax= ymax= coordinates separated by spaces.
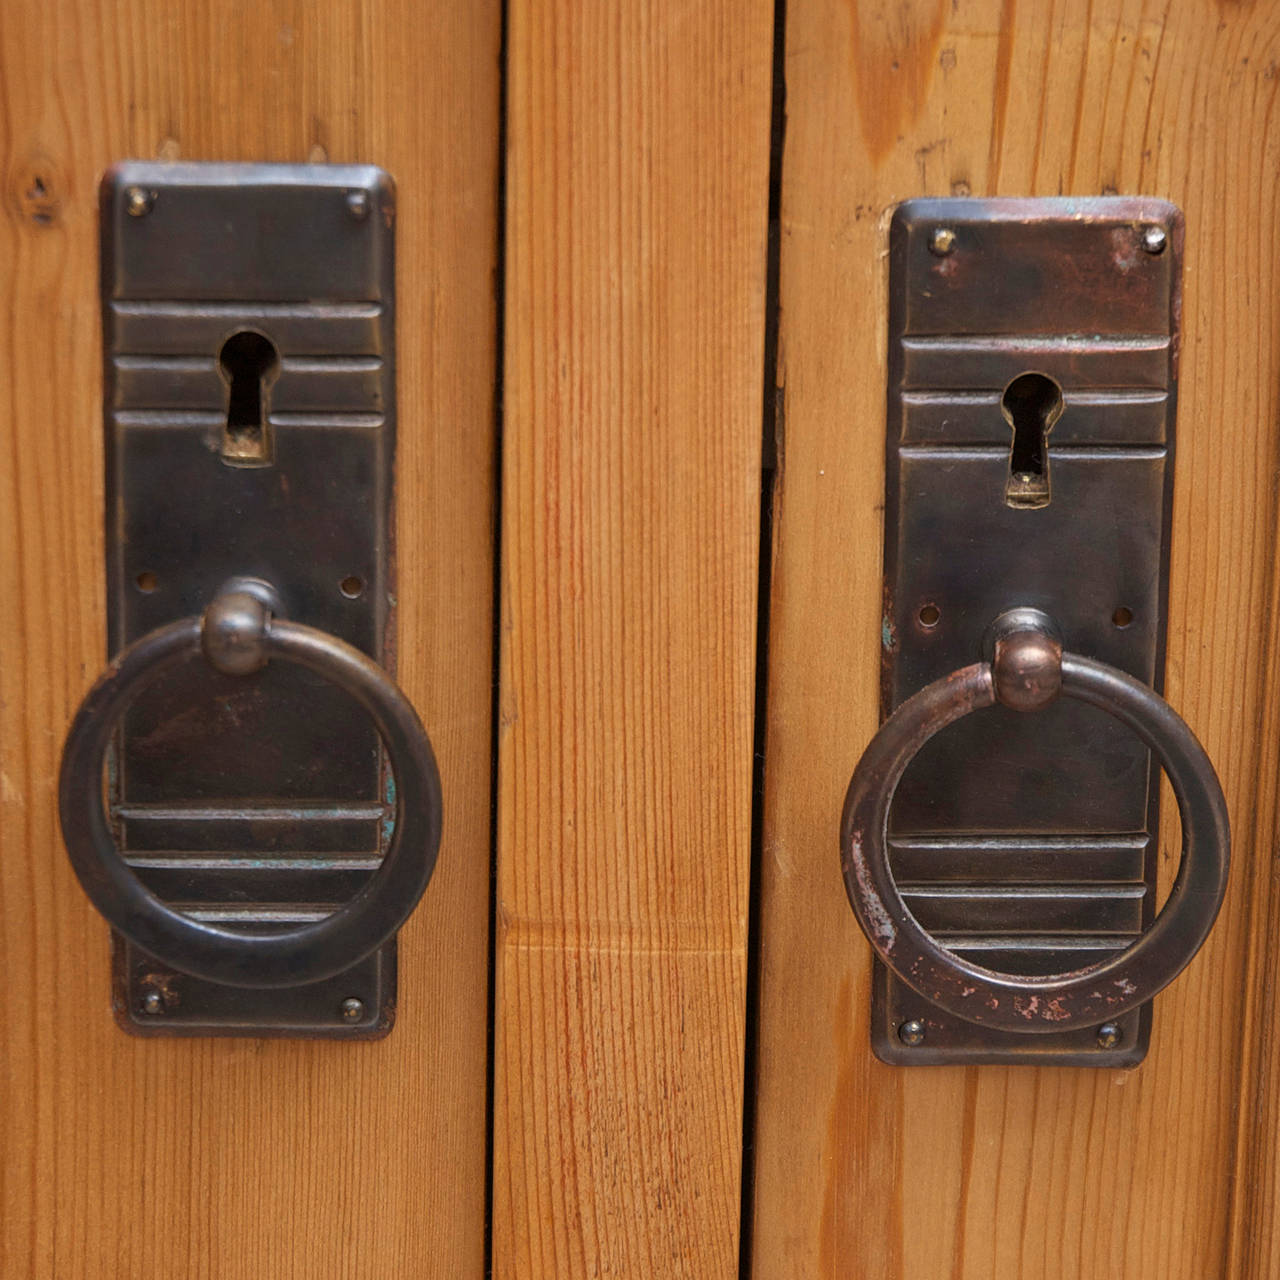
xmin=485 ymin=0 xmax=512 ymax=1274
xmin=739 ymin=0 xmax=787 ymax=1274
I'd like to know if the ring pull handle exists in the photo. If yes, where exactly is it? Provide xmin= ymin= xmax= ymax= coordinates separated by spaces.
xmin=58 ymin=582 xmax=443 ymax=990
xmin=841 ymin=613 xmax=1229 ymax=1033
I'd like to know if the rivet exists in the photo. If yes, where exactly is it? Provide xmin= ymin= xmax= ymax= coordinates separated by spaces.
xmin=345 ymin=190 xmax=370 ymax=221
xmin=340 ymin=997 xmax=365 ymax=1022
xmin=1140 ymin=224 xmax=1167 ymax=255
xmin=142 ymin=990 xmax=164 ymax=1015
xmin=898 ymin=1018 xmax=926 ymax=1046
xmin=928 ymin=227 xmax=956 ymax=256
xmin=126 ymin=187 xmax=154 ymax=218
xmin=1096 ymin=1021 xmax=1123 ymax=1049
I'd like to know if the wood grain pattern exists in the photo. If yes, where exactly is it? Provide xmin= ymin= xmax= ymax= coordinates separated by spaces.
xmin=0 ymin=2 xmax=498 ymax=1276
xmin=492 ymin=1 xmax=774 ymax=1275
xmin=751 ymin=2 xmax=1280 ymax=1277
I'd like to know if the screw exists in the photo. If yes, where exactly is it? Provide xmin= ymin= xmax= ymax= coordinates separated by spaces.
xmin=1140 ymin=224 xmax=1167 ymax=255
xmin=340 ymin=997 xmax=365 ymax=1022
xmin=125 ymin=187 xmax=154 ymax=218
xmin=898 ymin=1018 xmax=926 ymax=1046
xmin=345 ymin=190 xmax=370 ymax=221
xmin=929 ymin=227 xmax=956 ymax=256
xmin=142 ymin=990 xmax=164 ymax=1015
xmin=1097 ymin=1021 xmax=1123 ymax=1049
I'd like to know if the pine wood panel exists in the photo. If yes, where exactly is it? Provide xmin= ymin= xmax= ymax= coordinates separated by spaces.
xmin=751 ymin=3 xmax=1280 ymax=1277
xmin=0 ymin=2 xmax=498 ymax=1276
xmin=493 ymin=2 xmax=774 ymax=1274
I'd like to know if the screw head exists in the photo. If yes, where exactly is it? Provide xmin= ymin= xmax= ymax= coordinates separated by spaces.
xmin=1096 ymin=1021 xmax=1123 ymax=1049
xmin=928 ymin=227 xmax=956 ymax=256
xmin=345 ymin=190 xmax=370 ymax=221
xmin=898 ymin=1018 xmax=926 ymax=1046
xmin=125 ymin=187 xmax=154 ymax=218
xmin=340 ymin=997 xmax=365 ymax=1022
xmin=1140 ymin=224 xmax=1167 ymax=255
xmin=142 ymin=990 xmax=164 ymax=1015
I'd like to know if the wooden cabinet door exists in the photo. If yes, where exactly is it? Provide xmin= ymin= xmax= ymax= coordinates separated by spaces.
xmin=9 ymin=3 xmax=1280 ymax=1278
xmin=0 ymin=2 xmax=775 ymax=1276
xmin=750 ymin=3 xmax=1280 ymax=1278
xmin=0 ymin=4 xmax=498 ymax=1276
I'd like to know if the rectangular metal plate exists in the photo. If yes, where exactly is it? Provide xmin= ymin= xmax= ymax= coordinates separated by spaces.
xmin=102 ymin=162 xmax=398 ymax=1037
xmin=876 ymin=197 xmax=1181 ymax=1066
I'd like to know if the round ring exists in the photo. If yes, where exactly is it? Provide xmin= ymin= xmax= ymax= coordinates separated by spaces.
xmin=58 ymin=597 xmax=442 ymax=989
xmin=841 ymin=641 xmax=1229 ymax=1032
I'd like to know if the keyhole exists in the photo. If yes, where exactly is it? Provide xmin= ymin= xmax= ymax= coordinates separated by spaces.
xmin=219 ymin=330 xmax=279 ymax=465
xmin=1000 ymin=372 xmax=1063 ymax=509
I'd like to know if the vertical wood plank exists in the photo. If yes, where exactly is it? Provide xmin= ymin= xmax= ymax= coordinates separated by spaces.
xmin=493 ymin=2 xmax=774 ymax=1275
xmin=0 ymin=2 xmax=499 ymax=1276
xmin=751 ymin=2 xmax=1280 ymax=1277
xmin=1228 ymin=268 xmax=1280 ymax=1273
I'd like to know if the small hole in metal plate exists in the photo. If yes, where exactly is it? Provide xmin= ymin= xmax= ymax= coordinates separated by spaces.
xmin=135 ymin=570 xmax=158 ymax=593
xmin=918 ymin=603 xmax=940 ymax=629
xmin=1113 ymin=606 xmax=1133 ymax=628
xmin=340 ymin=576 xmax=365 ymax=599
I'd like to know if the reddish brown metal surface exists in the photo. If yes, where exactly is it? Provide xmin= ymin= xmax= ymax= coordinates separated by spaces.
xmin=865 ymin=196 xmax=1187 ymax=1064
xmin=91 ymin=162 xmax=408 ymax=1036
xmin=842 ymin=637 xmax=1229 ymax=1038
xmin=992 ymin=628 xmax=1062 ymax=712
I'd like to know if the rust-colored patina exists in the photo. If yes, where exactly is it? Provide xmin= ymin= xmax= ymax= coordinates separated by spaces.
xmin=841 ymin=627 xmax=1229 ymax=1037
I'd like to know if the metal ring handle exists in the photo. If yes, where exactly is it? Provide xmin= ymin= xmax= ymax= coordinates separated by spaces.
xmin=841 ymin=626 xmax=1229 ymax=1032
xmin=58 ymin=588 xmax=443 ymax=989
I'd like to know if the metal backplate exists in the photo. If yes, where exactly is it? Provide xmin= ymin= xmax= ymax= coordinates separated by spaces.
xmin=876 ymin=197 xmax=1180 ymax=1066
xmin=102 ymin=162 xmax=397 ymax=1037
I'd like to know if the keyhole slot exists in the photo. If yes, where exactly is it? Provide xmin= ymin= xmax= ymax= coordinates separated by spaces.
xmin=219 ymin=330 xmax=279 ymax=465
xmin=1000 ymin=372 xmax=1063 ymax=509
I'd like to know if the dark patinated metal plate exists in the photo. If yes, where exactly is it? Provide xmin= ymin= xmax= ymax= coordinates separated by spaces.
xmin=101 ymin=162 xmax=398 ymax=1037
xmin=876 ymin=196 xmax=1181 ymax=1066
